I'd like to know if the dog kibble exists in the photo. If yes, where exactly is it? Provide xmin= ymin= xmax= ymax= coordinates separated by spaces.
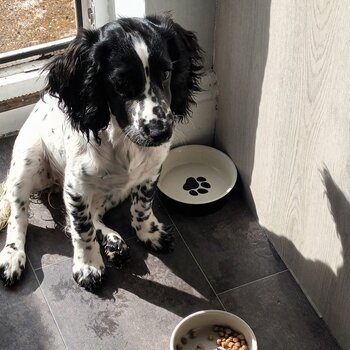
xmin=213 ymin=326 xmax=249 ymax=350
xmin=177 ymin=324 xmax=249 ymax=350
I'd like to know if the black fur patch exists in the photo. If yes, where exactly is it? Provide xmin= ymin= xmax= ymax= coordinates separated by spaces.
xmin=73 ymin=220 xmax=92 ymax=234
xmin=24 ymin=158 xmax=33 ymax=166
xmin=6 ymin=243 xmax=17 ymax=250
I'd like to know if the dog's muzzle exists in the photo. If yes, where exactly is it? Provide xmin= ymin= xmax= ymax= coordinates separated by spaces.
xmin=141 ymin=118 xmax=173 ymax=145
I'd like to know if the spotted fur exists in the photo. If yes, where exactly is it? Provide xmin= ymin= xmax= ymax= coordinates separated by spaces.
xmin=0 ymin=15 xmax=203 ymax=292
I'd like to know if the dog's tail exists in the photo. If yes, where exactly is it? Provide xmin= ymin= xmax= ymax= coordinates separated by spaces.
xmin=0 ymin=180 xmax=10 ymax=231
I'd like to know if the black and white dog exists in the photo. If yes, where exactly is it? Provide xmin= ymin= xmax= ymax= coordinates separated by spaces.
xmin=0 ymin=15 xmax=203 ymax=291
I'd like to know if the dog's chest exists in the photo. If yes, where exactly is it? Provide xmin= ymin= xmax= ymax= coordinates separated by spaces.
xmin=85 ymin=141 xmax=169 ymax=191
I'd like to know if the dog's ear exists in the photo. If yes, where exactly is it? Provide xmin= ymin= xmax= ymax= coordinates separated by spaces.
xmin=147 ymin=15 xmax=204 ymax=121
xmin=43 ymin=28 xmax=109 ymax=142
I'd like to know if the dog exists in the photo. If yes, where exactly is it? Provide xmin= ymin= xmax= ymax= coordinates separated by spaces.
xmin=0 ymin=15 xmax=203 ymax=292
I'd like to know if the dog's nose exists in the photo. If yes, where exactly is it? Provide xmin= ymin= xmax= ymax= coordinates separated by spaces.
xmin=149 ymin=124 xmax=172 ymax=143
xmin=146 ymin=119 xmax=172 ymax=144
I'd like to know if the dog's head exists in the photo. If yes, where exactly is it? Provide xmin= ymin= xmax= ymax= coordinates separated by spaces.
xmin=44 ymin=15 xmax=203 ymax=146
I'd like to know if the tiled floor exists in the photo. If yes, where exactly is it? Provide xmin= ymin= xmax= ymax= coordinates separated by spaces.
xmin=0 ymin=136 xmax=341 ymax=350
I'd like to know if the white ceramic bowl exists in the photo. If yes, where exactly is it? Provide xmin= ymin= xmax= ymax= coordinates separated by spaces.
xmin=158 ymin=145 xmax=237 ymax=206
xmin=170 ymin=310 xmax=257 ymax=350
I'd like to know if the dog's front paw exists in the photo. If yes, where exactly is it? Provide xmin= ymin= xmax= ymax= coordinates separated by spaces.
xmin=133 ymin=220 xmax=174 ymax=252
xmin=100 ymin=233 xmax=130 ymax=268
xmin=73 ymin=262 xmax=105 ymax=292
xmin=0 ymin=244 xmax=26 ymax=286
xmin=73 ymin=247 xmax=105 ymax=292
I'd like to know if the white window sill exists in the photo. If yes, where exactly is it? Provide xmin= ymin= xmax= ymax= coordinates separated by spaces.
xmin=0 ymin=61 xmax=47 ymax=97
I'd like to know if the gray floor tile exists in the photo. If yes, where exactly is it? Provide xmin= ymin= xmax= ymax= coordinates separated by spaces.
xmin=219 ymin=271 xmax=340 ymax=350
xmin=0 ymin=264 xmax=66 ymax=350
xmin=37 ymin=236 xmax=221 ymax=350
xmin=166 ymin=191 xmax=286 ymax=293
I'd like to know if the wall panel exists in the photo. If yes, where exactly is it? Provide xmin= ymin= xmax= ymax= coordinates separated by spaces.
xmin=215 ymin=1 xmax=350 ymax=347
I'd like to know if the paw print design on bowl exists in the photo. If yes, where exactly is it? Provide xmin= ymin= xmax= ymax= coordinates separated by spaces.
xmin=183 ymin=176 xmax=211 ymax=196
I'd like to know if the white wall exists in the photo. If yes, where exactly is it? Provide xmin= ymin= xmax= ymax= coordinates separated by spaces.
xmin=144 ymin=0 xmax=216 ymax=70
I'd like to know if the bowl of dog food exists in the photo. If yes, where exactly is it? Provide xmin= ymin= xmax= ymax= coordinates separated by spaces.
xmin=158 ymin=145 xmax=237 ymax=214
xmin=170 ymin=310 xmax=257 ymax=350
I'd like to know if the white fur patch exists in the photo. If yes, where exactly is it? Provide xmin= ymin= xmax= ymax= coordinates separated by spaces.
xmin=132 ymin=38 xmax=149 ymax=72
xmin=132 ymin=37 xmax=161 ymax=125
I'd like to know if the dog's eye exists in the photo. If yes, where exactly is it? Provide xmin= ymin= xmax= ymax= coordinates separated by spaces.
xmin=162 ymin=70 xmax=171 ymax=81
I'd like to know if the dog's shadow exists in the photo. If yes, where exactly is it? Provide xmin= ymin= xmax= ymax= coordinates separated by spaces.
xmin=27 ymin=190 xmax=216 ymax=317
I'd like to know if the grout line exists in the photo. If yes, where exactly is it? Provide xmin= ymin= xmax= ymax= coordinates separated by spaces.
xmin=174 ymin=219 xmax=225 ymax=308
xmin=217 ymin=269 xmax=289 ymax=296
xmin=33 ymin=256 xmax=72 ymax=271
xmin=158 ymin=196 xmax=225 ymax=309
xmin=28 ymin=258 xmax=69 ymax=350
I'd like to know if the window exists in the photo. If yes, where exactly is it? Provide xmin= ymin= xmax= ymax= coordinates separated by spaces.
xmin=0 ymin=0 xmax=83 ymax=66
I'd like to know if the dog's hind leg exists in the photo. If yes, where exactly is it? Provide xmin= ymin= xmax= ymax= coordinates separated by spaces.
xmin=0 ymin=137 xmax=51 ymax=286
